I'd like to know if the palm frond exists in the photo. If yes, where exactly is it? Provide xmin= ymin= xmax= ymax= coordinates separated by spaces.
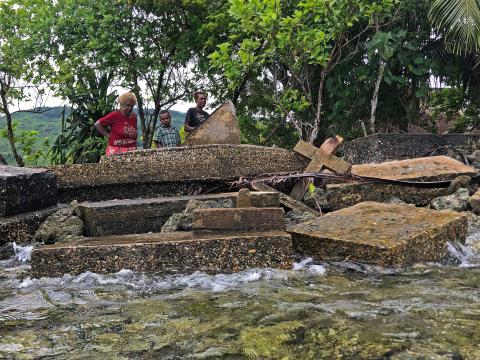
xmin=429 ymin=0 xmax=480 ymax=54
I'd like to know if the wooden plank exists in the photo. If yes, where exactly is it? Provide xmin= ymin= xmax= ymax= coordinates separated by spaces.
xmin=251 ymin=182 xmax=320 ymax=217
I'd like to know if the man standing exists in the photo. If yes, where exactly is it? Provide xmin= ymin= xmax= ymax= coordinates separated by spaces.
xmin=184 ymin=90 xmax=209 ymax=134
xmin=154 ymin=110 xmax=181 ymax=148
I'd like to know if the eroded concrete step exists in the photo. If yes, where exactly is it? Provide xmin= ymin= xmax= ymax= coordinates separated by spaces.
xmin=326 ymin=156 xmax=477 ymax=210
xmin=78 ymin=191 xmax=280 ymax=237
xmin=31 ymin=230 xmax=293 ymax=278
xmin=0 ymin=165 xmax=57 ymax=216
xmin=288 ymin=201 xmax=467 ymax=266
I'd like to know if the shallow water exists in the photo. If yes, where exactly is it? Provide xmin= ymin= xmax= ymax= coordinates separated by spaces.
xmin=1 ymin=234 xmax=480 ymax=359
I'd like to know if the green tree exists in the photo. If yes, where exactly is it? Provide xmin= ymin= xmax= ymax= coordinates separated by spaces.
xmin=40 ymin=0 xmax=205 ymax=156
xmin=207 ymin=0 xmax=398 ymax=144
xmin=0 ymin=0 xmax=45 ymax=166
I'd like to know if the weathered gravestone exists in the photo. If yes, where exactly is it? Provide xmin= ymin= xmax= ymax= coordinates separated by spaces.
xmin=0 ymin=165 xmax=57 ymax=216
xmin=192 ymin=207 xmax=285 ymax=234
xmin=288 ymin=201 xmax=468 ymax=266
xmin=183 ymin=100 xmax=241 ymax=146
xmin=52 ymin=145 xmax=309 ymax=202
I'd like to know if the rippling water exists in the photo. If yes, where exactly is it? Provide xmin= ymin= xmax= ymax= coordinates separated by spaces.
xmin=1 ymin=233 xmax=480 ymax=359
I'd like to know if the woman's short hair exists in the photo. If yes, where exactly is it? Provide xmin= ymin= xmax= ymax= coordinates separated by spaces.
xmin=193 ymin=90 xmax=206 ymax=101
xmin=118 ymin=92 xmax=137 ymax=106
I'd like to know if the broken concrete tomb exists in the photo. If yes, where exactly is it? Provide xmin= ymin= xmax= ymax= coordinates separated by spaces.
xmin=325 ymin=156 xmax=477 ymax=210
xmin=78 ymin=191 xmax=280 ymax=237
xmin=31 ymin=231 xmax=293 ymax=278
xmin=288 ymin=201 xmax=468 ymax=266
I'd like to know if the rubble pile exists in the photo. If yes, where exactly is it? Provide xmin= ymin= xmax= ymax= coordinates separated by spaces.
xmin=2 ymin=102 xmax=480 ymax=276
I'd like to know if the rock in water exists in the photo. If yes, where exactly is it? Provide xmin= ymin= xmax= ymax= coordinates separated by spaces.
xmin=34 ymin=201 xmax=84 ymax=243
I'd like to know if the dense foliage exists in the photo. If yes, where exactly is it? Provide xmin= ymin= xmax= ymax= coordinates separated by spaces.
xmin=1 ymin=0 xmax=480 ymax=164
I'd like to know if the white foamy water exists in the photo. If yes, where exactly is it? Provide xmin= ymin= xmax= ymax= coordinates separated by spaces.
xmin=13 ymin=243 xmax=33 ymax=262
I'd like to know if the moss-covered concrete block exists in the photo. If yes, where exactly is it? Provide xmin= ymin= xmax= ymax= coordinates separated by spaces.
xmin=31 ymin=231 xmax=293 ymax=277
xmin=288 ymin=201 xmax=467 ymax=266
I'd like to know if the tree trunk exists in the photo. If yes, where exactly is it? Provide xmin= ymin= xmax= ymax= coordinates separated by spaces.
xmin=0 ymin=86 xmax=24 ymax=167
xmin=369 ymin=61 xmax=386 ymax=134
xmin=309 ymin=70 xmax=326 ymax=144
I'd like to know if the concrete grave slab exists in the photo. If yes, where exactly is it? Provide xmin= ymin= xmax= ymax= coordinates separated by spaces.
xmin=325 ymin=156 xmax=477 ymax=210
xmin=183 ymin=100 xmax=241 ymax=145
xmin=325 ymin=182 xmax=447 ymax=210
xmin=52 ymin=145 xmax=309 ymax=191
xmin=78 ymin=191 xmax=280 ymax=237
xmin=288 ymin=201 xmax=468 ymax=266
xmin=0 ymin=165 xmax=57 ymax=216
xmin=350 ymin=156 xmax=476 ymax=181
xmin=192 ymin=207 xmax=285 ymax=234
xmin=31 ymin=230 xmax=293 ymax=278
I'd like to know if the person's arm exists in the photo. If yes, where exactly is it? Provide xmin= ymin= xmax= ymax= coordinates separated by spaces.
xmin=94 ymin=120 xmax=111 ymax=139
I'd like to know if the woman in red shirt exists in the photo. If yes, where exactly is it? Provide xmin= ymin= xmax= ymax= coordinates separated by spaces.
xmin=94 ymin=92 xmax=138 ymax=155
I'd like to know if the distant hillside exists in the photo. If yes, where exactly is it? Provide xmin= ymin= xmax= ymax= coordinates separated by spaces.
xmin=0 ymin=107 xmax=185 ymax=165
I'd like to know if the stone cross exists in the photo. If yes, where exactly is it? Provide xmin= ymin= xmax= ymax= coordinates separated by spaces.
xmin=290 ymin=136 xmax=352 ymax=200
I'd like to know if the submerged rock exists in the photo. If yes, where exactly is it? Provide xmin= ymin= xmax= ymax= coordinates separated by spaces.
xmin=161 ymin=199 xmax=234 ymax=232
xmin=430 ymin=188 xmax=470 ymax=212
xmin=34 ymin=201 xmax=84 ymax=244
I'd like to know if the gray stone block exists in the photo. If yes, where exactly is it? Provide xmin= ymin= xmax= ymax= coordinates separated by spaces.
xmin=340 ymin=133 xmax=480 ymax=164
